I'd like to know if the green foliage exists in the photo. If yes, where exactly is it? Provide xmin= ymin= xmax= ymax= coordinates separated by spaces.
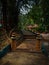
xmin=41 ymin=0 xmax=49 ymax=32
xmin=36 ymin=24 xmax=45 ymax=32
xmin=28 ymin=4 xmax=43 ymax=24
xmin=18 ymin=4 xmax=45 ymax=32
xmin=18 ymin=0 xmax=49 ymax=33
xmin=18 ymin=14 xmax=34 ymax=30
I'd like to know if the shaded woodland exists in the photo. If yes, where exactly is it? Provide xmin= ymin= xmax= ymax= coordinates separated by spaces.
xmin=0 ymin=0 xmax=49 ymax=33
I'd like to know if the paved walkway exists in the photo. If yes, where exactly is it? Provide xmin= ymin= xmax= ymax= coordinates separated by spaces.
xmin=0 ymin=51 xmax=49 ymax=65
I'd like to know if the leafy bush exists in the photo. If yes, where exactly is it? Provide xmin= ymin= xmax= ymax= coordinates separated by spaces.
xmin=36 ymin=24 xmax=45 ymax=33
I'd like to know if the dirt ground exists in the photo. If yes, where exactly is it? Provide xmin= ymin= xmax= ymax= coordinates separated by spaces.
xmin=0 ymin=51 xmax=49 ymax=65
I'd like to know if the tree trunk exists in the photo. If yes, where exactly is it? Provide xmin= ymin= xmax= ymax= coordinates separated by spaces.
xmin=2 ymin=0 xmax=7 ymax=30
xmin=8 ymin=0 xmax=20 ymax=31
xmin=1 ymin=0 xmax=20 ymax=32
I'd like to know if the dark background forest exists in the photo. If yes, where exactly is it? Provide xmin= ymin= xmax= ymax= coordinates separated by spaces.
xmin=0 ymin=0 xmax=49 ymax=33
